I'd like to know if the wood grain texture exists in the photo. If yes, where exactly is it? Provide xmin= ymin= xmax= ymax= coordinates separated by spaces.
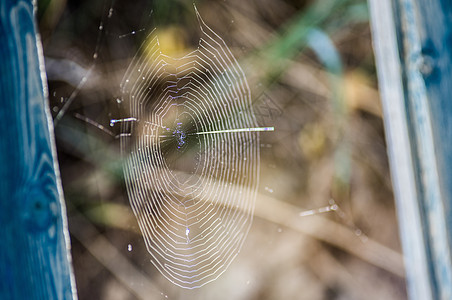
xmin=0 ymin=0 xmax=76 ymax=299
xmin=369 ymin=0 xmax=452 ymax=299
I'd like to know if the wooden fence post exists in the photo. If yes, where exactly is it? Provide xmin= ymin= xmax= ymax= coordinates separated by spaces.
xmin=369 ymin=0 xmax=452 ymax=299
xmin=0 ymin=0 xmax=76 ymax=299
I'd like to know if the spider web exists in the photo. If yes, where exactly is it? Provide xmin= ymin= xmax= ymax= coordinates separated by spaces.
xmin=116 ymin=6 xmax=269 ymax=289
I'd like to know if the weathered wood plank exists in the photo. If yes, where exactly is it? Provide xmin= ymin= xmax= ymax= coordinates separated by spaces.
xmin=0 ymin=0 xmax=76 ymax=299
xmin=369 ymin=0 xmax=452 ymax=299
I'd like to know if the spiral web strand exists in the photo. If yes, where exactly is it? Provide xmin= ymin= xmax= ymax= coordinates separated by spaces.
xmin=116 ymin=7 xmax=268 ymax=289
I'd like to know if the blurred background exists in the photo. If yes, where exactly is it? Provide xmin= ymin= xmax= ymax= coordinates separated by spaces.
xmin=37 ymin=0 xmax=407 ymax=298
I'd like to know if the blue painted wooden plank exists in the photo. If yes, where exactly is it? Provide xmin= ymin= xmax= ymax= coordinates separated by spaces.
xmin=0 ymin=0 xmax=76 ymax=299
xmin=369 ymin=0 xmax=452 ymax=299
